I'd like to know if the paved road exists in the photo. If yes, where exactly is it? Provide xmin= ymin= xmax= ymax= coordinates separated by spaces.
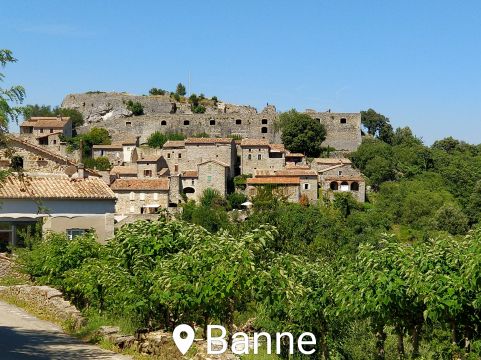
xmin=0 ymin=300 xmax=131 ymax=359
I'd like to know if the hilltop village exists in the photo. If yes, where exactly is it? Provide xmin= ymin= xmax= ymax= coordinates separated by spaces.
xmin=0 ymin=92 xmax=365 ymax=245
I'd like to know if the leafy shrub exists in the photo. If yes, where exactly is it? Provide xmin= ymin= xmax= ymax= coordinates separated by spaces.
xmin=125 ymin=100 xmax=144 ymax=116
xmin=149 ymin=88 xmax=166 ymax=96
xmin=83 ymin=156 xmax=112 ymax=171
xmin=227 ymin=192 xmax=248 ymax=210
xmin=147 ymin=131 xmax=185 ymax=148
xmin=175 ymin=83 xmax=186 ymax=96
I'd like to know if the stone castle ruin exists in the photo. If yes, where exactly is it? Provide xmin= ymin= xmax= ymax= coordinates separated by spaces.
xmin=62 ymin=92 xmax=362 ymax=153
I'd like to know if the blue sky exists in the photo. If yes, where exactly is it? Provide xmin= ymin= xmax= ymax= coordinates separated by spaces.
xmin=2 ymin=0 xmax=481 ymax=144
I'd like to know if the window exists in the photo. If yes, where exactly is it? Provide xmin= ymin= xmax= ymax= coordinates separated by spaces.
xmin=351 ymin=182 xmax=359 ymax=191
xmin=338 ymin=170 xmax=342 ymax=176
xmin=66 ymin=229 xmax=86 ymax=240
xmin=139 ymin=193 xmax=146 ymax=201
xmin=178 ymin=153 xmax=182 ymax=159
xmin=184 ymin=120 xmax=190 ymax=125
xmin=126 ymin=121 xmax=132 ymax=126
xmin=191 ymin=180 xmax=195 ymax=186
xmin=40 ymin=129 xmax=44 ymax=133
xmin=340 ymin=118 xmax=347 ymax=124
xmin=340 ymin=181 xmax=349 ymax=192
xmin=10 ymin=156 xmax=23 ymax=171
xmin=261 ymin=127 xmax=268 ymax=133
xmin=167 ymin=153 xmax=171 ymax=159
xmin=50 ymin=129 xmax=53 ymax=133
xmin=304 ymin=183 xmax=310 ymax=190
xmin=144 ymin=169 xmax=152 ymax=177
xmin=210 ymin=119 xmax=216 ymax=125
xmin=161 ymin=120 xmax=167 ymax=126
xmin=262 ymin=119 xmax=268 ymax=124
xmin=53 ymin=140 xmax=57 ymax=145
xmin=174 ymin=164 xmax=178 ymax=172
xmin=207 ymin=175 xmax=212 ymax=182
xmin=257 ymin=154 xmax=262 ymax=160
xmin=129 ymin=192 xmax=135 ymax=201
xmin=236 ymin=119 xmax=242 ymax=125
xmin=248 ymin=154 xmax=252 ymax=160
xmin=154 ymin=193 xmax=159 ymax=200
xmin=330 ymin=182 xmax=338 ymax=190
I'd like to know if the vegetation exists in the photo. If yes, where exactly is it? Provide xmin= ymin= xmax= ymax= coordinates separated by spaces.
xmin=0 ymin=49 xmax=25 ymax=129
xmin=83 ymin=156 xmax=112 ymax=171
xmin=23 ymin=104 xmax=84 ymax=128
xmin=148 ymin=87 xmax=167 ymax=96
xmin=175 ymin=83 xmax=186 ymax=96
xmin=146 ymin=131 xmax=185 ymax=148
xmin=125 ymin=100 xmax=144 ymax=116
xmin=277 ymin=109 xmax=326 ymax=157
xmin=188 ymin=93 xmax=207 ymax=113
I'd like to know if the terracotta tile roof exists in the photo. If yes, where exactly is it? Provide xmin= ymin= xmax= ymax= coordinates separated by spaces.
xmin=268 ymin=144 xmax=285 ymax=152
xmin=323 ymin=175 xmax=364 ymax=182
xmin=315 ymin=158 xmax=351 ymax=164
xmin=92 ymin=144 xmax=123 ymax=150
xmin=21 ymin=117 xmax=70 ymax=128
xmin=182 ymin=170 xmax=198 ymax=178
xmin=163 ymin=140 xmax=185 ymax=148
xmin=137 ymin=155 xmax=162 ymax=162
xmin=276 ymin=169 xmax=318 ymax=177
xmin=111 ymin=178 xmax=169 ymax=191
xmin=185 ymin=137 xmax=233 ymax=144
xmin=247 ymin=177 xmax=300 ymax=185
xmin=6 ymin=135 xmax=100 ymax=177
xmin=240 ymin=139 xmax=270 ymax=147
xmin=255 ymin=170 xmax=277 ymax=177
xmin=36 ymin=131 xmax=63 ymax=139
xmin=198 ymin=160 xmax=229 ymax=167
xmin=285 ymin=152 xmax=305 ymax=157
xmin=0 ymin=175 xmax=115 ymax=199
xmin=110 ymin=165 xmax=137 ymax=175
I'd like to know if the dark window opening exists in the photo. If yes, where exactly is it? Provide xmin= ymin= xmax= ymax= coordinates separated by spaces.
xmin=236 ymin=119 xmax=242 ymax=125
xmin=351 ymin=182 xmax=359 ymax=191
xmin=340 ymin=118 xmax=347 ymax=124
xmin=261 ymin=127 xmax=268 ymax=133
xmin=184 ymin=120 xmax=190 ymax=126
xmin=161 ymin=120 xmax=167 ymax=126
xmin=126 ymin=121 xmax=132 ymax=126
xmin=210 ymin=119 xmax=216 ymax=125
xmin=330 ymin=182 xmax=338 ymax=191
xmin=262 ymin=119 xmax=268 ymax=124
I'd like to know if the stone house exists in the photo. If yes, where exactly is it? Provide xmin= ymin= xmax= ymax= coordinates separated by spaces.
xmin=313 ymin=158 xmax=366 ymax=202
xmin=19 ymin=116 xmax=73 ymax=139
xmin=240 ymin=139 xmax=286 ymax=175
xmin=246 ymin=177 xmax=301 ymax=203
xmin=110 ymin=165 xmax=138 ymax=179
xmin=0 ymin=135 xmax=99 ymax=177
xmin=92 ymin=137 xmax=139 ymax=165
xmin=275 ymin=169 xmax=318 ymax=204
xmin=110 ymin=178 xmax=170 ymax=215
xmin=0 ymin=174 xmax=116 ymax=248
xmin=196 ymin=160 xmax=229 ymax=199
xmin=136 ymin=154 xmax=165 ymax=178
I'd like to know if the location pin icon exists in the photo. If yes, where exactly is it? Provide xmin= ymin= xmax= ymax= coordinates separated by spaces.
xmin=173 ymin=324 xmax=195 ymax=355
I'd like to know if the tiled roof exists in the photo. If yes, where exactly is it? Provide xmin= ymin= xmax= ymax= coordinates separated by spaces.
xmin=111 ymin=178 xmax=169 ymax=191
xmin=247 ymin=177 xmax=300 ymax=185
xmin=21 ymin=117 xmax=70 ymax=128
xmin=163 ymin=140 xmax=185 ymax=149
xmin=185 ymin=137 xmax=233 ymax=144
xmin=240 ymin=139 xmax=270 ymax=147
xmin=269 ymin=144 xmax=285 ymax=152
xmin=323 ymin=175 xmax=364 ymax=182
xmin=0 ymin=175 xmax=115 ymax=199
xmin=110 ymin=165 xmax=137 ymax=175
xmin=182 ymin=170 xmax=198 ymax=178
xmin=315 ymin=158 xmax=351 ymax=164
xmin=255 ymin=170 xmax=277 ymax=177
xmin=276 ymin=169 xmax=318 ymax=177
xmin=137 ymin=155 xmax=162 ymax=162
xmin=285 ymin=152 xmax=305 ymax=157
xmin=36 ymin=131 xmax=63 ymax=139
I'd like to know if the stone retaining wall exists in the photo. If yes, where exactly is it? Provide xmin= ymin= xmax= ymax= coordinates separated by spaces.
xmin=0 ymin=285 xmax=85 ymax=329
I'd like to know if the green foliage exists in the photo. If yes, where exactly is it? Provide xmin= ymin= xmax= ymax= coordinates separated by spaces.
xmin=175 ymin=83 xmax=186 ymax=96
xmin=226 ymin=192 xmax=247 ymax=210
xmin=83 ymin=156 xmax=112 ymax=171
xmin=188 ymin=93 xmax=206 ymax=113
xmin=125 ymin=100 xmax=144 ymax=116
xmin=191 ymin=104 xmax=206 ymax=113
xmin=433 ymin=204 xmax=469 ymax=235
xmin=64 ymin=127 xmax=111 ymax=159
xmin=148 ymin=88 xmax=166 ymax=95
xmin=0 ymin=49 xmax=25 ymax=128
xmin=199 ymin=188 xmax=226 ymax=207
xmin=147 ymin=131 xmax=185 ymax=148
xmin=23 ymin=105 xmax=84 ymax=128
xmin=361 ymin=108 xmax=392 ymax=138
xmin=277 ymin=109 xmax=326 ymax=157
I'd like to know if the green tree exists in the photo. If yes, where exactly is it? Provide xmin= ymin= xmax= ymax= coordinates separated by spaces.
xmin=149 ymin=88 xmax=166 ymax=96
xmin=125 ymin=100 xmax=144 ymax=116
xmin=83 ymin=156 xmax=112 ymax=171
xmin=147 ymin=131 xmax=167 ymax=148
xmin=278 ymin=109 xmax=326 ymax=157
xmin=433 ymin=204 xmax=469 ymax=235
xmin=0 ymin=50 xmax=25 ymax=130
xmin=361 ymin=109 xmax=391 ymax=137
xmin=175 ymin=83 xmax=186 ymax=96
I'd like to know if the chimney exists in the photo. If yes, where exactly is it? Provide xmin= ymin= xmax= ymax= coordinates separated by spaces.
xmin=78 ymin=163 xmax=85 ymax=178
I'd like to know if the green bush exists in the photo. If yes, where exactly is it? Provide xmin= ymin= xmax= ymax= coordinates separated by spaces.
xmin=84 ymin=156 xmax=112 ymax=171
xmin=125 ymin=100 xmax=144 ymax=116
xmin=149 ymin=88 xmax=166 ymax=96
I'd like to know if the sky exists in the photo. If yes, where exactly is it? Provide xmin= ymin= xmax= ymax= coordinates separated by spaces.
xmin=1 ymin=0 xmax=481 ymax=144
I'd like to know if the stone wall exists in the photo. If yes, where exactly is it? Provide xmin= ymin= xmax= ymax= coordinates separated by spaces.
xmin=115 ymin=190 xmax=169 ymax=214
xmin=0 ymin=285 xmax=85 ymax=329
